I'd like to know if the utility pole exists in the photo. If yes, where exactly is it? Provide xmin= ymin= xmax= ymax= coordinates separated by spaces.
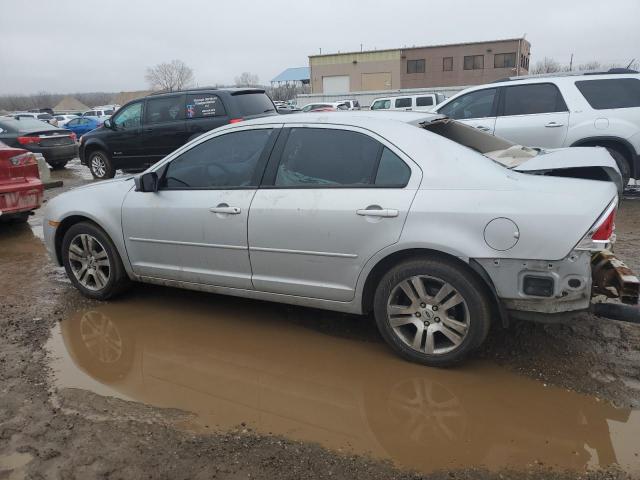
xmin=360 ymin=43 xmax=363 ymax=52
xmin=569 ymin=53 xmax=574 ymax=71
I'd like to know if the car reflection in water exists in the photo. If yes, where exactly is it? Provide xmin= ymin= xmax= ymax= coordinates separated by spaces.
xmin=52 ymin=292 xmax=637 ymax=474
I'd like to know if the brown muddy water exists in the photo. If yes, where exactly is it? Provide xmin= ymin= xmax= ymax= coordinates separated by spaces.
xmin=46 ymin=288 xmax=640 ymax=475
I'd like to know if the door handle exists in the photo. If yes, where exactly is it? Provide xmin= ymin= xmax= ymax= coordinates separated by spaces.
xmin=545 ymin=122 xmax=564 ymax=128
xmin=475 ymin=125 xmax=491 ymax=132
xmin=356 ymin=208 xmax=399 ymax=218
xmin=209 ymin=205 xmax=241 ymax=214
xmin=143 ymin=128 xmax=153 ymax=133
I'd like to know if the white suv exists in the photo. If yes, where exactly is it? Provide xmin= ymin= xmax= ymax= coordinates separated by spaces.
xmin=433 ymin=70 xmax=640 ymax=186
xmin=371 ymin=93 xmax=446 ymax=112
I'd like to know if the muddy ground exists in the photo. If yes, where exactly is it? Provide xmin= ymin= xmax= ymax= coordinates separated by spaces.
xmin=1 ymin=160 xmax=639 ymax=479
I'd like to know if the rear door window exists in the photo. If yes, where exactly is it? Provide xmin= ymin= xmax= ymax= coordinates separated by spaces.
xmin=395 ymin=98 xmax=412 ymax=108
xmin=233 ymin=92 xmax=276 ymax=116
xmin=502 ymin=83 xmax=567 ymax=116
xmin=575 ymin=78 xmax=640 ymax=109
xmin=438 ymin=88 xmax=497 ymax=120
xmin=375 ymin=148 xmax=411 ymax=187
xmin=186 ymin=94 xmax=226 ymax=118
xmin=274 ymin=128 xmax=381 ymax=187
xmin=145 ymin=95 xmax=185 ymax=124
xmin=416 ymin=96 xmax=434 ymax=107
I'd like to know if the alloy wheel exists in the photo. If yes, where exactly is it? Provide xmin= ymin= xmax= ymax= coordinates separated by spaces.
xmin=387 ymin=276 xmax=470 ymax=355
xmin=68 ymin=234 xmax=111 ymax=291
xmin=91 ymin=155 xmax=107 ymax=178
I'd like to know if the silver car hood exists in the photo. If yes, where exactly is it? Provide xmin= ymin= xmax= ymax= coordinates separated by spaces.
xmin=490 ymin=146 xmax=623 ymax=193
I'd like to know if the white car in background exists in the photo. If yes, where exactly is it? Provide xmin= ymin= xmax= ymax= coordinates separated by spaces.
xmin=82 ymin=109 xmax=114 ymax=120
xmin=54 ymin=114 xmax=79 ymax=127
xmin=43 ymin=111 xmax=636 ymax=366
xmin=371 ymin=93 xmax=446 ymax=112
xmin=432 ymin=70 xmax=640 ymax=186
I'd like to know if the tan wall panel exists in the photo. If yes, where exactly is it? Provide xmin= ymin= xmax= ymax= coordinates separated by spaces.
xmin=361 ymin=72 xmax=392 ymax=91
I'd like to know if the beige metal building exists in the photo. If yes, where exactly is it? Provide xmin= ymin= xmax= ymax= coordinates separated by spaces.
xmin=309 ymin=38 xmax=531 ymax=94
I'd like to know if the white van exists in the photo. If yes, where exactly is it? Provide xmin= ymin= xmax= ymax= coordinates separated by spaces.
xmin=370 ymin=93 xmax=446 ymax=112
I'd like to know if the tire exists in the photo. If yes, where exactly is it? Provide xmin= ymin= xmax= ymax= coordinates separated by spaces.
xmin=49 ymin=161 xmax=68 ymax=170
xmin=61 ymin=222 xmax=130 ymax=300
xmin=88 ymin=150 xmax=115 ymax=179
xmin=373 ymin=257 xmax=491 ymax=367
xmin=604 ymin=148 xmax=630 ymax=189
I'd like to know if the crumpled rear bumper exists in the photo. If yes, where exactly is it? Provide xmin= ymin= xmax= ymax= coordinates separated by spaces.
xmin=591 ymin=250 xmax=639 ymax=305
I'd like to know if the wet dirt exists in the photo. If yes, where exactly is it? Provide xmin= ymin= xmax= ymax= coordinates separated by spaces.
xmin=1 ymin=161 xmax=640 ymax=479
xmin=47 ymin=291 xmax=640 ymax=474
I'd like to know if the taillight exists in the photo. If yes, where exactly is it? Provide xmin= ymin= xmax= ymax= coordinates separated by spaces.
xmin=229 ymin=118 xmax=243 ymax=124
xmin=591 ymin=207 xmax=615 ymax=241
xmin=9 ymin=152 xmax=38 ymax=166
xmin=69 ymin=132 xmax=77 ymax=142
xmin=576 ymin=199 xmax=617 ymax=250
xmin=17 ymin=136 xmax=41 ymax=145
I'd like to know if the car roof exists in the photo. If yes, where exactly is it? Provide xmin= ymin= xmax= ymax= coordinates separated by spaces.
xmin=238 ymin=111 xmax=444 ymax=129
xmin=147 ymin=87 xmax=266 ymax=98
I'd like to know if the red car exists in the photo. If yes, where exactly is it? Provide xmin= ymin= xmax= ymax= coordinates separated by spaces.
xmin=0 ymin=142 xmax=43 ymax=223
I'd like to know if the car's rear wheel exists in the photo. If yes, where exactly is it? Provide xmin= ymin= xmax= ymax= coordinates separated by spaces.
xmin=62 ymin=222 xmax=129 ymax=300
xmin=88 ymin=150 xmax=115 ymax=179
xmin=373 ymin=257 xmax=491 ymax=367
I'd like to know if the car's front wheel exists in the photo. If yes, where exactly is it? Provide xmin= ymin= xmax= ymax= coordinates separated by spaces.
xmin=88 ymin=150 xmax=115 ymax=179
xmin=61 ymin=222 xmax=130 ymax=300
xmin=373 ymin=257 xmax=491 ymax=367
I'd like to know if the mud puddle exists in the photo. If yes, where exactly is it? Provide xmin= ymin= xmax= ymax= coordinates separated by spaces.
xmin=45 ymin=288 xmax=640 ymax=475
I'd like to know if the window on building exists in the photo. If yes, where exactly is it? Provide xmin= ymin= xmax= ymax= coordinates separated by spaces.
xmin=464 ymin=55 xmax=484 ymax=70
xmin=274 ymin=128 xmax=381 ymax=187
xmin=407 ymin=59 xmax=425 ymax=74
xmin=502 ymin=83 xmax=568 ymax=116
xmin=575 ymin=78 xmax=640 ymax=110
xmin=394 ymin=98 xmax=412 ymax=108
xmin=443 ymin=57 xmax=453 ymax=71
xmin=494 ymin=52 xmax=516 ymax=68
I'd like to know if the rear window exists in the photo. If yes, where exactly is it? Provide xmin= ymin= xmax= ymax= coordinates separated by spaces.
xmin=416 ymin=96 xmax=434 ymax=107
xmin=233 ymin=92 xmax=275 ymax=116
xmin=4 ymin=118 xmax=58 ymax=133
xmin=575 ymin=78 xmax=640 ymax=109
xmin=37 ymin=114 xmax=52 ymax=120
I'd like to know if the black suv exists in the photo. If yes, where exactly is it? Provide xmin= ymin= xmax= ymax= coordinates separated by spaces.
xmin=79 ymin=88 xmax=277 ymax=179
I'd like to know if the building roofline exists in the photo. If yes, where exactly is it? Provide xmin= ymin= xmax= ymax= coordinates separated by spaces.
xmin=308 ymin=37 xmax=528 ymax=59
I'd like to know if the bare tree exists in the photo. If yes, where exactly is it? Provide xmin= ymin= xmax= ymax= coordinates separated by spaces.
xmin=529 ymin=57 xmax=563 ymax=75
xmin=145 ymin=60 xmax=194 ymax=92
xmin=577 ymin=61 xmax=602 ymax=72
xmin=235 ymin=72 xmax=260 ymax=87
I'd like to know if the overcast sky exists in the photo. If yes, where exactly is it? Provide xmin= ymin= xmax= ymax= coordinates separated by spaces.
xmin=0 ymin=0 xmax=638 ymax=95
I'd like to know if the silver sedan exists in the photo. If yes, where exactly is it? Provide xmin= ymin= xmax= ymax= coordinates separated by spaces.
xmin=44 ymin=112 xmax=634 ymax=366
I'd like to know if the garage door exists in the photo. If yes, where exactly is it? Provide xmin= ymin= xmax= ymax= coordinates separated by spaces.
xmin=322 ymin=75 xmax=350 ymax=94
xmin=361 ymin=72 xmax=392 ymax=91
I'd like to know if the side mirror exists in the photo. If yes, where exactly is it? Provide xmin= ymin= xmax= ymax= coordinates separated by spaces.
xmin=134 ymin=171 xmax=158 ymax=192
xmin=103 ymin=118 xmax=113 ymax=129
